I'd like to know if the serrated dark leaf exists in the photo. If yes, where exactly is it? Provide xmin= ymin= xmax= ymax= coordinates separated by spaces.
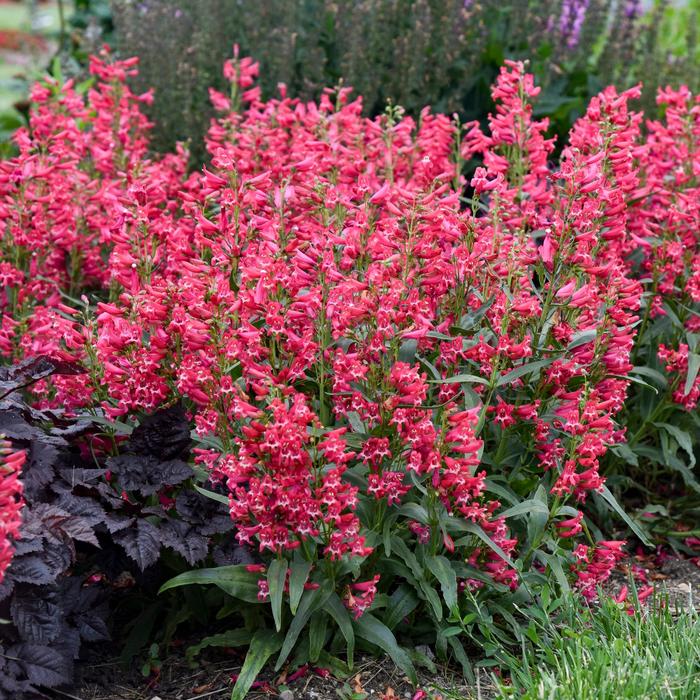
xmin=212 ymin=539 xmax=258 ymax=566
xmin=54 ymin=577 xmax=81 ymax=613
xmin=55 ymin=464 xmax=107 ymax=489
xmin=49 ymin=418 xmax=97 ymax=439
xmin=12 ymin=537 xmax=44 ymax=557
xmin=40 ymin=545 xmax=74 ymax=578
xmin=25 ymin=504 xmax=90 ymax=551
xmin=127 ymin=403 xmax=191 ymax=459
xmin=102 ymin=513 xmax=134 ymax=534
xmin=54 ymin=627 xmax=81 ymax=661
xmin=21 ymin=442 xmax=60 ymax=498
xmin=0 ymin=359 xmax=50 ymax=397
xmin=95 ymin=482 xmax=126 ymax=508
xmin=153 ymin=459 xmax=193 ymax=489
xmin=53 ymin=494 xmax=106 ymax=526
xmin=69 ymin=584 xmax=110 ymax=642
xmin=0 ymin=410 xmax=52 ymax=444
xmin=174 ymin=489 xmax=208 ymax=519
xmin=158 ymin=520 xmax=209 ymax=565
xmin=7 ymin=556 xmax=54 ymax=586
xmin=21 ymin=505 xmax=75 ymax=551
xmin=75 ymin=612 xmax=110 ymax=643
xmin=0 ymin=576 xmax=15 ymax=601
xmin=12 ymin=643 xmax=72 ymax=687
xmin=10 ymin=595 xmax=61 ymax=644
xmin=113 ymin=520 xmax=161 ymax=570
xmin=60 ymin=516 xmax=99 ymax=547
xmin=199 ymin=513 xmax=235 ymax=536
xmin=106 ymin=455 xmax=192 ymax=495
xmin=175 ymin=489 xmax=233 ymax=535
xmin=0 ymin=650 xmax=31 ymax=696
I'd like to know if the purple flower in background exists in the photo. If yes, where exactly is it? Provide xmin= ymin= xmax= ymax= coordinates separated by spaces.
xmin=624 ymin=0 xmax=641 ymax=18
xmin=558 ymin=0 xmax=590 ymax=49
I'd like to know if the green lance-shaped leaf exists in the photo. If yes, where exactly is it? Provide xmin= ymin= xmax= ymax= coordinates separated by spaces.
xmin=268 ymin=559 xmax=288 ymax=632
xmin=231 ymin=629 xmax=283 ymax=700
xmin=355 ymin=613 xmax=417 ymax=685
xmin=158 ymin=565 xmax=261 ymax=604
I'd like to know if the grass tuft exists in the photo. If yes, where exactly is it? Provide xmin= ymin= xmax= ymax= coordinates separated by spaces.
xmin=498 ymin=592 xmax=700 ymax=699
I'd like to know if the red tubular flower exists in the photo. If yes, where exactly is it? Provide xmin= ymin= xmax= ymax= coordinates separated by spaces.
xmin=344 ymin=574 xmax=380 ymax=620
xmin=555 ymin=511 xmax=584 ymax=538
xmin=0 ymin=439 xmax=26 ymax=584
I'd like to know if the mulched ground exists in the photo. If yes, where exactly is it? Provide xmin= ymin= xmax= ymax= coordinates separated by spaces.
xmin=71 ymin=651 xmax=497 ymax=700
xmin=62 ymin=554 xmax=699 ymax=700
xmin=605 ymin=551 xmax=700 ymax=612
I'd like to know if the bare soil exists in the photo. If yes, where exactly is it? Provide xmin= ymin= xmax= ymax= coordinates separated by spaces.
xmin=70 ymin=649 xmax=496 ymax=700
xmin=605 ymin=552 xmax=700 ymax=612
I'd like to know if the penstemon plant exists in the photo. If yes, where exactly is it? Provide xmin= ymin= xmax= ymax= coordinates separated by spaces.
xmin=606 ymin=86 xmax=700 ymax=545
xmin=0 ymin=49 xmax=698 ymax=698
xmin=157 ymin=58 xmax=652 ymax=695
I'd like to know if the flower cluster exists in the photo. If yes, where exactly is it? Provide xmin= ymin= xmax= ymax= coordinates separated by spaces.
xmin=630 ymin=86 xmax=700 ymax=410
xmin=572 ymin=540 xmax=627 ymax=600
xmin=1 ymin=51 xmax=699 ymax=625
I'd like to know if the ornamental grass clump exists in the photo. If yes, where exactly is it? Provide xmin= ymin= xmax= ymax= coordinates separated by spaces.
xmin=0 ymin=49 xmax=698 ymax=697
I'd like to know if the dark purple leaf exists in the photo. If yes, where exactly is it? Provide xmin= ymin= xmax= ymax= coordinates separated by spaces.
xmin=175 ymin=489 xmax=234 ymax=535
xmin=102 ymin=514 xmax=134 ymax=534
xmin=127 ymin=403 xmax=191 ymax=459
xmin=52 ymin=494 xmax=106 ymax=527
xmin=12 ymin=537 xmax=44 ymax=557
xmin=49 ymin=418 xmax=97 ymax=439
xmin=0 ymin=411 xmax=53 ymax=444
xmin=10 ymin=596 xmax=61 ymax=644
xmin=213 ymin=539 xmax=258 ymax=566
xmin=8 ymin=556 xmax=54 ymax=586
xmin=107 ymin=454 xmax=192 ymax=495
xmin=158 ymin=520 xmax=209 ymax=565
xmin=113 ymin=520 xmax=161 ymax=570
xmin=55 ymin=465 xmax=107 ymax=488
xmin=11 ymin=643 xmax=72 ymax=687
xmin=0 ymin=576 xmax=15 ymax=602
xmin=40 ymin=545 xmax=74 ymax=578
xmin=0 ymin=355 xmax=84 ymax=399
xmin=54 ymin=628 xmax=81 ymax=661
xmin=60 ymin=517 xmax=99 ymax=547
xmin=21 ymin=442 xmax=59 ymax=498
xmin=74 ymin=610 xmax=110 ymax=643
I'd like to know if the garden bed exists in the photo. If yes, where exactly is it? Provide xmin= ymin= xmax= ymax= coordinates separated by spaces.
xmin=1 ymin=19 xmax=700 ymax=700
xmin=71 ymin=556 xmax=699 ymax=700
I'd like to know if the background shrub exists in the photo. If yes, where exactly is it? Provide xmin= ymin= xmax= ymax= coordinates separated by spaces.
xmin=109 ymin=0 xmax=700 ymax=164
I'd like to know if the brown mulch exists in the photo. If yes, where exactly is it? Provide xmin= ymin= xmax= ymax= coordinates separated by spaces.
xmin=60 ymin=554 xmax=700 ymax=700
xmin=69 ymin=650 xmax=496 ymax=700
xmin=605 ymin=552 xmax=700 ymax=612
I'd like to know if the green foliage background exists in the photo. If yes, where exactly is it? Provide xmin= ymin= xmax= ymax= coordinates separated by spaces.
xmin=108 ymin=0 xmax=700 ymax=165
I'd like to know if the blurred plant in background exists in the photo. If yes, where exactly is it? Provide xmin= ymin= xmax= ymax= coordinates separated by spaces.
xmin=3 ymin=0 xmax=698 ymax=164
xmin=0 ymin=0 xmax=112 ymax=156
xmin=0 ymin=1 xmax=58 ymax=156
xmin=108 ymin=0 xmax=700 ymax=163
